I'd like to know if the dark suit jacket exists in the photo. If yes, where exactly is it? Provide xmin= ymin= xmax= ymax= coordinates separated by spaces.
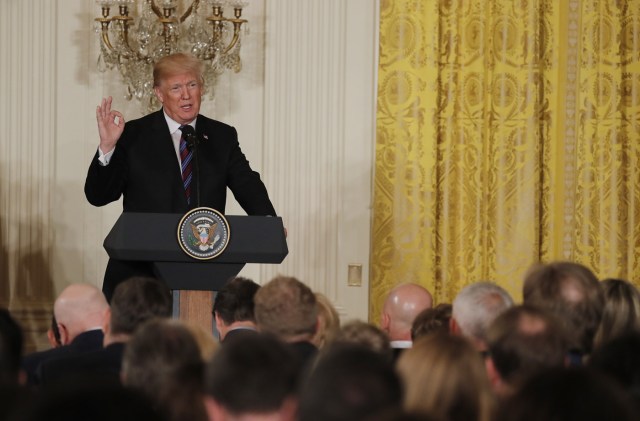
xmin=84 ymin=110 xmax=277 ymax=297
xmin=22 ymin=329 xmax=104 ymax=386
xmin=39 ymin=342 xmax=126 ymax=387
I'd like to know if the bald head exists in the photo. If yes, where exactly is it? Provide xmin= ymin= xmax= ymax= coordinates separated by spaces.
xmin=54 ymin=283 xmax=109 ymax=344
xmin=381 ymin=283 xmax=433 ymax=341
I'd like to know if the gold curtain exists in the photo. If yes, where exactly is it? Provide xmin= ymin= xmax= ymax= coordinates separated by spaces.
xmin=371 ymin=0 xmax=640 ymax=317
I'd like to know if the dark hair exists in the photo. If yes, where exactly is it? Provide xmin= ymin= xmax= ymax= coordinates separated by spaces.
xmin=123 ymin=319 xmax=206 ymax=421
xmin=411 ymin=303 xmax=452 ymax=341
xmin=213 ymin=277 xmax=260 ymax=325
xmin=497 ymin=367 xmax=637 ymax=421
xmin=110 ymin=277 xmax=172 ymax=335
xmin=523 ymin=261 xmax=604 ymax=354
xmin=590 ymin=331 xmax=640 ymax=411
xmin=298 ymin=345 xmax=402 ymax=421
xmin=0 ymin=308 xmax=23 ymax=385
xmin=204 ymin=334 xmax=299 ymax=415
xmin=486 ymin=305 xmax=567 ymax=387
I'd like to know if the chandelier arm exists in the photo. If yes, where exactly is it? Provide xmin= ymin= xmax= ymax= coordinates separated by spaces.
xmin=149 ymin=0 xmax=164 ymax=19
xmin=179 ymin=0 xmax=200 ymax=23
xmin=96 ymin=20 xmax=117 ymax=53
xmin=221 ymin=20 xmax=246 ymax=55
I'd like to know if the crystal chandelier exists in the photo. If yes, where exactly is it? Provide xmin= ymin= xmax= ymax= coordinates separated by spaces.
xmin=95 ymin=0 xmax=248 ymax=112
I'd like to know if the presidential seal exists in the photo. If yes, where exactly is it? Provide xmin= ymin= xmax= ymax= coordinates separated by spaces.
xmin=177 ymin=207 xmax=230 ymax=260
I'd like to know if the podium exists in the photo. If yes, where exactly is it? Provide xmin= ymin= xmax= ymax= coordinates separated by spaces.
xmin=103 ymin=213 xmax=288 ymax=330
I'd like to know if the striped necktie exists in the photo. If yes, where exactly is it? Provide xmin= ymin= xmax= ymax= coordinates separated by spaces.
xmin=179 ymin=125 xmax=193 ymax=205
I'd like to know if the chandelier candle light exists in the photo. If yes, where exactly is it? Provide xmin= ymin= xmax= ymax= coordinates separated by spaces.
xmin=95 ymin=0 xmax=249 ymax=112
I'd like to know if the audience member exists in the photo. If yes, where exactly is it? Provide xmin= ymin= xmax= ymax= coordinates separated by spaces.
xmin=46 ymin=313 xmax=62 ymax=348
xmin=593 ymin=278 xmax=640 ymax=349
xmin=485 ymin=305 xmax=567 ymax=397
xmin=203 ymin=334 xmax=299 ymax=421
xmin=451 ymin=281 xmax=513 ymax=352
xmin=397 ymin=333 xmax=494 ymax=421
xmin=523 ymin=261 xmax=604 ymax=360
xmin=39 ymin=276 xmax=172 ymax=386
xmin=329 ymin=320 xmax=393 ymax=361
xmin=380 ymin=283 xmax=433 ymax=356
xmin=311 ymin=292 xmax=341 ymax=349
xmin=590 ymin=331 xmax=640 ymax=412
xmin=497 ymin=367 xmax=637 ymax=421
xmin=298 ymin=344 xmax=402 ymax=421
xmin=212 ymin=276 xmax=260 ymax=343
xmin=411 ymin=303 xmax=452 ymax=341
xmin=254 ymin=276 xmax=319 ymax=364
xmin=185 ymin=322 xmax=219 ymax=361
xmin=0 ymin=308 xmax=24 ymax=386
xmin=122 ymin=319 xmax=207 ymax=421
xmin=22 ymin=283 xmax=109 ymax=386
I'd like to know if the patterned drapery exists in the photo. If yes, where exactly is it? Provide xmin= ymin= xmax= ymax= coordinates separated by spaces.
xmin=371 ymin=0 xmax=640 ymax=317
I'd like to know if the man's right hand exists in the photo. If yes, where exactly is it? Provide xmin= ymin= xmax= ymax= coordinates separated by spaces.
xmin=96 ymin=96 xmax=125 ymax=153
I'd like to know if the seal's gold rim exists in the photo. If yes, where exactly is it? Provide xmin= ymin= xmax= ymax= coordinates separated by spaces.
xmin=177 ymin=207 xmax=230 ymax=260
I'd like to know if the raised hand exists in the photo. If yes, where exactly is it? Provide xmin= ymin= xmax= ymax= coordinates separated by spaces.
xmin=96 ymin=96 xmax=125 ymax=153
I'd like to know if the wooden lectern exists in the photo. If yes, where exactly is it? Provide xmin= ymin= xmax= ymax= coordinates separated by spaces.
xmin=103 ymin=213 xmax=288 ymax=332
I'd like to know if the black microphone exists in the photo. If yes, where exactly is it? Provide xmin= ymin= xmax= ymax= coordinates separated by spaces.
xmin=180 ymin=125 xmax=198 ymax=151
xmin=180 ymin=125 xmax=201 ymax=207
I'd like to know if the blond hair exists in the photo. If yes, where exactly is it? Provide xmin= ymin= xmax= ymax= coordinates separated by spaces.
xmin=153 ymin=53 xmax=204 ymax=87
xmin=311 ymin=293 xmax=341 ymax=348
xmin=594 ymin=278 xmax=640 ymax=348
xmin=397 ymin=333 xmax=494 ymax=421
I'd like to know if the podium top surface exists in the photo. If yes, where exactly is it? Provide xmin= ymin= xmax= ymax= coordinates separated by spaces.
xmin=104 ymin=213 xmax=288 ymax=264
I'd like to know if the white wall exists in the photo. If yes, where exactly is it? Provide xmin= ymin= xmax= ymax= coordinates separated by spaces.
xmin=0 ymin=0 xmax=378 ymax=349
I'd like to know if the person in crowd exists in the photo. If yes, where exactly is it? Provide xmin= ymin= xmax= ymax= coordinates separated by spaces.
xmin=485 ymin=305 xmax=567 ymax=398
xmin=396 ymin=333 xmax=495 ymax=421
xmin=590 ymin=331 xmax=640 ymax=412
xmin=311 ymin=292 xmax=341 ymax=349
xmin=254 ymin=276 xmax=319 ymax=365
xmin=523 ymin=261 xmax=604 ymax=362
xmin=203 ymin=334 xmax=299 ymax=421
xmin=298 ymin=344 xmax=402 ymax=421
xmin=593 ymin=278 xmax=640 ymax=349
xmin=38 ymin=276 xmax=172 ymax=386
xmin=0 ymin=308 xmax=24 ymax=386
xmin=122 ymin=319 xmax=207 ymax=421
xmin=185 ymin=323 xmax=219 ymax=361
xmin=213 ymin=276 xmax=260 ymax=343
xmin=411 ymin=303 xmax=452 ymax=341
xmin=380 ymin=283 xmax=433 ymax=357
xmin=328 ymin=320 xmax=393 ymax=361
xmin=85 ymin=52 xmax=277 ymax=300
xmin=496 ymin=367 xmax=637 ymax=421
xmin=22 ymin=283 xmax=109 ymax=386
xmin=450 ymin=281 xmax=513 ymax=352
xmin=46 ymin=313 xmax=62 ymax=348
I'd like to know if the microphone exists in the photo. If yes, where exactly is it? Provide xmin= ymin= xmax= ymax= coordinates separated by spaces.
xmin=180 ymin=125 xmax=201 ymax=207
xmin=180 ymin=125 xmax=199 ymax=151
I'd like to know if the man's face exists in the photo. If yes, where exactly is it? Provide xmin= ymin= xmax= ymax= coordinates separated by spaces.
xmin=154 ymin=72 xmax=202 ymax=124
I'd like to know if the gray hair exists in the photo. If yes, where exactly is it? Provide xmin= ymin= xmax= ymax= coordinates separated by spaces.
xmin=452 ymin=281 xmax=514 ymax=342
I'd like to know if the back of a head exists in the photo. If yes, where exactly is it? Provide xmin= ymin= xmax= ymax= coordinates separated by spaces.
xmin=411 ymin=303 xmax=452 ymax=341
xmin=213 ymin=277 xmax=260 ymax=325
xmin=122 ymin=319 xmax=206 ymax=421
xmin=54 ymin=283 xmax=109 ymax=335
xmin=497 ymin=367 xmax=637 ymax=421
xmin=254 ymin=276 xmax=317 ymax=340
xmin=298 ymin=345 xmax=402 ymax=421
xmin=593 ymin=278 xmax=640 ymax=348
xmin=590 ymin=331 xmax=640 ymax=411
xmin=397 ymin=333 xmax=494 ymax=421
xmin=312 ymin=292 xmax=341 ymax=348
xmin=523 ymin=261 xmax=604 ymax=354
xmin=452 ymin=282 xmax=513 ymax=344
xmin=486 ymin=305 xmax=567 ymax=389
xmin=382 ymin=283 xmax=433 ymax=340
xmin=330 ymin=320 xmax=392 ymax=361
xmin=110 ymin=277 xmax=172 ymax=335
xmin=0 ymin=309 xmax=23 ymax=386
xmin=204 ymin=333 xmax=299 ymax=416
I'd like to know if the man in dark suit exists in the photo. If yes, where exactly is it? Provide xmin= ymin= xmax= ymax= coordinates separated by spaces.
xmin=85 ymin=53 xmax=277 ymax=300
xmin=39 ymin=276 xmax=173 ymax=387
xmin=22 ymin=283 xmax=109 ymax=386
xmin=213 ymin=276 xmax=260 ymax=343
